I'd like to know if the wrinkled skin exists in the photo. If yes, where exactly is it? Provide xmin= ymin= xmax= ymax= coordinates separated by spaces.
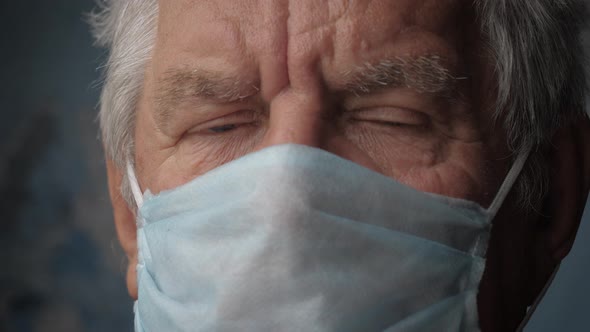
xmin=105 ymin=1 xmax=590 ymax=331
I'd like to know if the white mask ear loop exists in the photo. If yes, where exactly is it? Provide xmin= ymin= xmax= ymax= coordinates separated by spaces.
xmin=515 ymin=263 xmax=561 ymax=332
xmin=486 ymin=146 xmax=532 ymax=219
xmin=126 ymin=162 xmax=144 ymax=209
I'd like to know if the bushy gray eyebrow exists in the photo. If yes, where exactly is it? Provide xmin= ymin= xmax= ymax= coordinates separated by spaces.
xmin=343 ymin=55 xmax=466 ymax=97
xmin=154 ymin=68 xmax=260 ymax=128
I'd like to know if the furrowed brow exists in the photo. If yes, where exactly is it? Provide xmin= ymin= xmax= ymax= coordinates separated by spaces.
xmin=343 ymin=55 xmax=465 ymax=97
xmin=154 ymin=68 xmax=260 ymax=126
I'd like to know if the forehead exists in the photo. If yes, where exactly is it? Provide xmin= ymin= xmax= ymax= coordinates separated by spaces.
xmin=154 ymin=0 xmax=472 ymax=95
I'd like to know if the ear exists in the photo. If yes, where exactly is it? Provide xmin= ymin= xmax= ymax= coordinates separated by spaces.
xmin=528 ymin=116 xmax=590 ymax=301
xmin=543 ymin=116 xmax=590 ymax=261
xmin=106 ymin=158 xmax=138 ymax=300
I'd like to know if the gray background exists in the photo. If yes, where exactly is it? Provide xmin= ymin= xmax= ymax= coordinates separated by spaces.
xmin=0 ymin=1 xmax=588 ymax=331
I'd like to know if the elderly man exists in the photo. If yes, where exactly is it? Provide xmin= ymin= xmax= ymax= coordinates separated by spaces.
xmin=91 ymin=0 xmax=590 ymax=331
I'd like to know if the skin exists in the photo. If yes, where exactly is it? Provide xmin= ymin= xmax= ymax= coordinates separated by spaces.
xmin=105 ymin=0 xmax=590 ymax=331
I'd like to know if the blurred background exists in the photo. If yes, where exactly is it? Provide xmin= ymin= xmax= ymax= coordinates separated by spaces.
xmin=0 ymin=1 xmax=588 ymax=331
xmin=0 ymin=1 xmax=132 ymax=331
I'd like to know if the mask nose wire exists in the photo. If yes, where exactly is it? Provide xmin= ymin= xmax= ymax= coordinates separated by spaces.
xmin=486 ymin=146 xmax=532 ymax=219
xmin=126 ymin=162 xmax=144 ymax=209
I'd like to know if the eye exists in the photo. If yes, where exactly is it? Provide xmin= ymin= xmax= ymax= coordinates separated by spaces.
xmin=347 ymin=107 xmax=429 ymax=128
xmin=186 ymin=109 xmax=262 ymax=136
xmin=208 ymin=124 xmax=238 ymax=133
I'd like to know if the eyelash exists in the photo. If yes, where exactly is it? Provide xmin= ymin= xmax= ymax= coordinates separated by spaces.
xmin=208 ymin=124 xmax=239 ymax=133
xmin=346 ymin=108 xmax=430 ymax=128
xmin=186 ymin=109 xmax=261 ymax=136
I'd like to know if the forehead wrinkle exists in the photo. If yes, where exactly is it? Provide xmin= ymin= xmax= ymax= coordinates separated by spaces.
xmin=289 ymin=0 xmax=353 ymax=37
xmin=342 ymin=55 xmax=465 ymax=97
xmin=154 ymin=68 xmax=260 ymax=128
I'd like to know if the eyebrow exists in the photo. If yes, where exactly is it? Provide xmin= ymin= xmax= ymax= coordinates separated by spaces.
xmin=154 ymin=68 xmax=260 ymax=126
xmin=342 ymin=55 xmax=466 ymax=97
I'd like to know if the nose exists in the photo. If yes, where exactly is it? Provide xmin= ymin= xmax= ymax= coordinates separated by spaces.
xmin=257 ymin=89 xmax=328 ymax=149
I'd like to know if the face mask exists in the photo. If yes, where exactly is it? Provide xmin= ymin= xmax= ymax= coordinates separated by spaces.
xmin=127 ymin=144 xmax=529 ymax=332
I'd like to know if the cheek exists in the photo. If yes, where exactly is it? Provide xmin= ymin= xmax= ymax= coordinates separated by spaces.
xmin=341 ymin=114 xmax=499 ymax=205
xmin=402 ymin=144 xmax=496 ymax=205
xmin=142 ymin=128 xmax=265 ymax=194
xmin=346 ymin=129 xmax=490 ymax=203
xmin=342 ymin=122 xmax=443 ymax=178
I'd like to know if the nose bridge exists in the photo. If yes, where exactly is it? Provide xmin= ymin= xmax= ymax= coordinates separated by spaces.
xmin=256 ymin=87 xmax=384 ymax=175
xmin=259 ymin=89 xmax=327 ymax=149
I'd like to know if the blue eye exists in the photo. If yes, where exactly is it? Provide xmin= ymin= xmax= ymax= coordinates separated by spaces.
xmin=208 ymin=124 xmax=237 ymax=133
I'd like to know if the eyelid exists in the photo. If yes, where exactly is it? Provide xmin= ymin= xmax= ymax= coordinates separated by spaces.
xmin=347 ymin=107 xmax=429 ymax=126
xmin=187 ymin=109 xmax=261 ymax=134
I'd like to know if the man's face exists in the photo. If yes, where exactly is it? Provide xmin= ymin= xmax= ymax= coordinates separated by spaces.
xmin=110 ymin=1 xmax=590 ymax=331
xmin=135 ymin=0 xmax=509 ymax=207
xmin=100 ymin=1 xmax=590 ymax=330
xmin=130 ymin=0 xmax=517 ymax=329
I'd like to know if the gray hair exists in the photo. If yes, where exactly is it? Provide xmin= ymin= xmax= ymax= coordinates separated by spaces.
xmin=89 ymin=0 xmax=589 ymax=209
xmin=89 ymin=0 xmax=158 ymax=205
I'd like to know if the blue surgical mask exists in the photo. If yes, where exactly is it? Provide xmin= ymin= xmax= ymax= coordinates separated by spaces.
xmin=127 ymin=144 xmax=529 ymax=332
